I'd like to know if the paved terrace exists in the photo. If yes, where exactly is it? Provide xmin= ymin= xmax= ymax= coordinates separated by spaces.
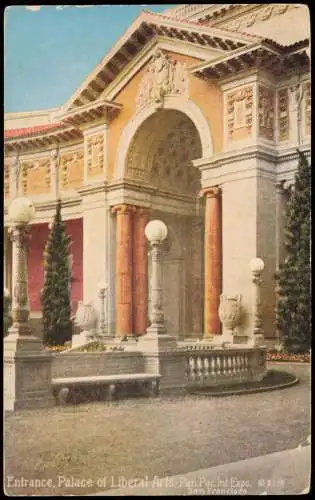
xmin=4 ymin=363 xmax=311 ymax=496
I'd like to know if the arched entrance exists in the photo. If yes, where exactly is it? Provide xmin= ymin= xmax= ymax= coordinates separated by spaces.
xmin=124 ymin=108 xmax=205 ymax=338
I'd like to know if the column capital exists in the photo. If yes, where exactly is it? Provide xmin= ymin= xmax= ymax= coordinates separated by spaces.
xmin=111 ymin=204 xmax=136 ymax=215
xmin=275 ymin=180 xmax=286 ymax=195
xmin=134 ymin=206 xmax=150 ymax=218
xmin=199 ymin=186 xmax=221 ymax=198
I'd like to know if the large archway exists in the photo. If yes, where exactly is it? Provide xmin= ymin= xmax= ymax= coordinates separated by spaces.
xmin=125 ymin=108 xmax=205 ymax=337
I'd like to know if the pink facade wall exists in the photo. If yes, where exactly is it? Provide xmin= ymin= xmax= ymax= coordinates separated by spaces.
xmin=27 ymin=218 xmax=83 ymax=312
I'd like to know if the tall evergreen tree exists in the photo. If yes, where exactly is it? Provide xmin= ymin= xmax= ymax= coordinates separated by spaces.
xmin=275 ymin=150 xmax=311 ymax=353
xmin=42 ymin=199 xmax=72 ymax=345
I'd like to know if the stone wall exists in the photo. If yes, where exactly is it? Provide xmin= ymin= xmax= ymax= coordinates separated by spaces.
xmin=51 ymin=351 xmax=145 ymax=379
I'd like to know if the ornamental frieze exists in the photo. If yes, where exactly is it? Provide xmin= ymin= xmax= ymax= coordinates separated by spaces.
xmin=304 ymin=81 xmax=311 ymax=137
xmin=20 ymin=158 xmax=51 ymax=196
xmin=136 ymin=50 xmax=189 ymax=110
xmin=258 ymin=86 xmax=275 ymax=141
xmin=278 ymin=88 xmax=289 ymax=142
xmin=226 ymin=4 xmax=294 ymax=32
xmin=87 ymin=133 xmax=104 ymax=177
xmin=226 ymin=86 xmax=253 ymax=141
xmin=60 ymin=150 xmax=84 ymax=189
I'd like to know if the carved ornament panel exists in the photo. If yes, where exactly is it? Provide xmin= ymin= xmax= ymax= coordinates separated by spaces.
xmin=304 ymin=81 xmax=311 ymax=137
xmin=151 ymin=118 xmax=201 ymax=195
xmin=258 ymin=86 xmax=275 ymax=141
xmin=278 ymin=88 xmax=289 ymax=142
xmin=4 ymin=162 xmax=10 ymax=199
xmin=136 ymin=50 xmax=189 ymax=110
xmin=60 ymin=150 xmax=84 ymax=190
xmin=226 ymin=5 xmax=294 ymax=31
xmin=20 ymin=158 xmax=51 ymax=196
xmin=87 ymin=133 xmax=104 ymax=177
xmin=226 ymin=86 xmax=253 ymax=141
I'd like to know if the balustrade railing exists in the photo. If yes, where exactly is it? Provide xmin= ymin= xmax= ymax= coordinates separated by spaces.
xmin=184 ymin=348 xmax=266 ymax=385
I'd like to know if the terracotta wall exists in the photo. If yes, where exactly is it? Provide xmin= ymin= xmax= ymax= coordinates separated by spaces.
xmin=28 ymin=218 xmax=83 ymax=312
xmin=107 ymin=50 xmax=223 ymax=180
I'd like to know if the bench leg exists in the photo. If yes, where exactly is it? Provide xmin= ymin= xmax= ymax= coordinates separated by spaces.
xmin=151 ymin=379 xmax=160 ymax=397
xmin=56 ymin=387 xmax=70 ymax=405
xmin=106 ymin=384 xmax=116 ymax=402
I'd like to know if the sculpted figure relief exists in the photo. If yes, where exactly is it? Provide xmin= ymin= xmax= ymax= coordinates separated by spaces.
xmin=137 ymin=50 xmax=188 ymax=109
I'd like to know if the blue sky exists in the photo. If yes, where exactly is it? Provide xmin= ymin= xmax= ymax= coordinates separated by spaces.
xmin=4 ymin=5 xmax=177 ymax=113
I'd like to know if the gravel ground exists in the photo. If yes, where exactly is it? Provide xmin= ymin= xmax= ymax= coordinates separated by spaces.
xmin=4 ymin=362 xmax=311 ymax=496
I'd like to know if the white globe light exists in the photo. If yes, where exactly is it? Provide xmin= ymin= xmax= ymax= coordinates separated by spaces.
xmin=145 ymin=220 xmax=168 ymax=242
xmin=8 ymin=197 xmax=36 ymax=224
xmin=249 ymin=257 xmax=265 ymax=273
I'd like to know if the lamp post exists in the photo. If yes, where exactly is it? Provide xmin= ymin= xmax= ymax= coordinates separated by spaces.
xmin=7 ymin=197 xmax=36 ymax=336
xmin=98 ymin=281 xmax=108 ymax=336
xmin=145 ymin=219 xmax=168 ymax=335
xmin=249 ymin=257 xmax=265 ymax=339
xmin=5 ymin=197 xmax=54 ymax=411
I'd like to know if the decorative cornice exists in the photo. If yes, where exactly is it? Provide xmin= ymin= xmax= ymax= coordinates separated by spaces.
xmin=194 ymin=144 xmax=311 ymax=170
xmin=108 ymin=179 xmax=198 ymax=205
xmin=192 ymin=39 xmax=310 ymax=80
xmin=77 ymin=182 xmax=108 ymax=197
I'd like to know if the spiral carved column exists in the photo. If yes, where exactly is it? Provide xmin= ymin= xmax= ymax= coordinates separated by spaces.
xmin=8 ymin=225 xmax=32 ymax=336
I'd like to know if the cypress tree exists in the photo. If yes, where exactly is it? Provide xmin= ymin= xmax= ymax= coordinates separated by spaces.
xmin=42 ymin=199 xmax=72 ymax=345
xmin=275 ymin=150 xmax=311 ymax=353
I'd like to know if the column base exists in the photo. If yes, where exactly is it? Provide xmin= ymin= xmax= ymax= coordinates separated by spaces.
xmin=4 ymin=334 xmax=55 ymax=411
xmin=138 ymin=332 xmax=178 ymax=354
xmin=247 ymin=334 xmax=265 ymax=348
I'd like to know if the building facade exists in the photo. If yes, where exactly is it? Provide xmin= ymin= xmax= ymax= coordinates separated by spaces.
xmin=4 ymin=4 xmax=310 ymax=342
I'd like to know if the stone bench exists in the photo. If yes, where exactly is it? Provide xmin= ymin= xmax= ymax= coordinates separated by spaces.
xmin=52 ymin=373 xmax=161 ymax=405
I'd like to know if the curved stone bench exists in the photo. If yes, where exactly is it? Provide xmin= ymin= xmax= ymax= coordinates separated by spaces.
xmin=52 ymin=373 xmax=161 ymax=405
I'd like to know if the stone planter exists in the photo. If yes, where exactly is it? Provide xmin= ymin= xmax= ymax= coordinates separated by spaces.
xmin=73 ymin=302 xmax=98 ymax=346
xmin=218 ymin=294 xmax=242 ymax=336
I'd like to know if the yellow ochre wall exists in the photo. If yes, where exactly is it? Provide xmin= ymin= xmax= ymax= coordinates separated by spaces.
xmin=107 ymin=51 xmax=223 ymax=181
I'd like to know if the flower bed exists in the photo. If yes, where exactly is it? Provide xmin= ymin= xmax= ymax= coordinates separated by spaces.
xmin=266 ymin=351 xmax=310 ymax=363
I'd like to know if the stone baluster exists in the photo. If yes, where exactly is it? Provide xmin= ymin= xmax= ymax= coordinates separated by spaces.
xmin=196 ymin=356 xmax=203 ymax=380
xmin=204 ymin=356 xmax=209 ymax=378
xmin=227 ymin=355 xmax=232 ymax=376
xmin=216 ymin=355 xmax=221 ymax=375
xmin=211 ymin=356 xmax=216 ymax=376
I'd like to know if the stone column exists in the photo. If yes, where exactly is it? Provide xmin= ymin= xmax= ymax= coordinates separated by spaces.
xmin=133 ymin=207 xmax=150 ymax=336
xmin=203 ymin=187 xmax=222 ymax=337
xmin=9 ymin=225 xmax=32 ymax=336
xmin=112 ymin=204 xmax=134 ymax=337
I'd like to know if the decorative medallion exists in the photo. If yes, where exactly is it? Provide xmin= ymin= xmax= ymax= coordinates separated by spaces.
xmin=136 ymin=50 xmax=188 ymax=110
